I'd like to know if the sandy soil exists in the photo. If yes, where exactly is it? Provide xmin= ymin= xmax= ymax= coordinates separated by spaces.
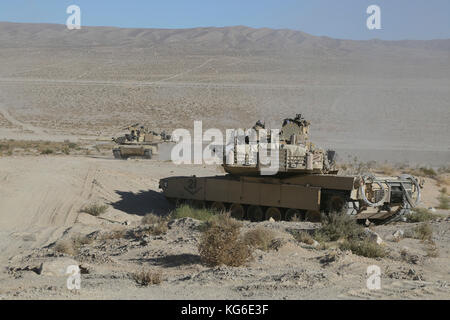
xmin=0 ymin=155 xmax=448 ymax=300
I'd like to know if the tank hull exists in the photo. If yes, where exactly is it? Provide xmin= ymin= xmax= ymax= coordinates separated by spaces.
xmin=113 ymin=145 xmax=157 ymax=159
xmin=159 ymin=174 xmax=420 ymax=223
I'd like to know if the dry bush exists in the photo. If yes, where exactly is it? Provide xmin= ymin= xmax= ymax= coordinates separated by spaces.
xmin=378 ymin=164 xmax=395 ymax=176
xmin=81 ymin=203 xmax=108 ymax=216
xmin=294 ymin=231 xmax=316 ymax=245
xmin=54 ymin=234 xmax=92 ymax=256
xmin=132 ymin=270 xmax=162 ymax=286
xmin=400 ymin=248 xmax=420 ymax=264
xmin=100 ymin=229 xmax=127 ymax=240
xmin=435 ymin=175 xmax=450 ymax=187
xmin=198 ymin=214 xmax=251 ymax=267
xmin=54 ymin=239 xmax=78 ymax=256
xmin=437 ymin=187 xmax=449 ymax=209
xmin=148 ymin=221 xmax=168 ymax=236
xmin=243 ymin=226 xmax=276 ymax=251
xmin=339 ymin=239 xmax=386 ymax=258
xmin=419 ymin=167 xmax=437 ymax=177
xmin=142 ymin=213 xmax=162 ymax=225
xmin=72 ymin=234 xmax=93 ymax=246
xmin=141 ymin=213 xmax=168 ymax=235
xmin=425 ymin=240 xmax=439 ymax=258
xmin=413 ymin=223 xmax=433 ymax=241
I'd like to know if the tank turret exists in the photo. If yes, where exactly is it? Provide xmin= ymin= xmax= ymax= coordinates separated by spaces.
xmin=111 ymin=124 xmax=171 ymax=159
xmin=222 ymin=114 xmax=337 ymax=176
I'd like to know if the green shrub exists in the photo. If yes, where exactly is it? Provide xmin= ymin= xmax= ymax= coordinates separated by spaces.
xmin=314 ymin=213 xmax=364 ymax=242
xmin=339 ymin=240 xmax=386 ymax=258
xmin=170 ymin=204 xmax=215 ymax=221
xmin=408 ymin=208 xmax=434 ymax=222
xmin=41 ymin=148 xmax=54 ymax=155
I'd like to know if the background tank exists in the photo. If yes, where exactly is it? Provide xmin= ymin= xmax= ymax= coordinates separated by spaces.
xmin=222 ymin=114 xmax=337 ymax=176
xmin=112 ymin=124 xmax=171 ymax=159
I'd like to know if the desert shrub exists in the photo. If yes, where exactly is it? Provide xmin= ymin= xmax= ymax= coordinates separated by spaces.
xmin=407 ymin=208 xmax=434 ymax=222
xmin=198 ymin=214 xmax=251 ymax=267
xmin=243 ymin=226 xmax=276 ymax=251
xmin=62 ymin=146 xmax=70 ymax=155
xmin=400 ymin=248 xmax=420 ymax=264
xmin=437 ymin=187 xmax=449 ymax=209
xmin=54 ymin=239 xmax=78 ymax=256
xmin=142 ymin=213 xmax=162 ymax=225
xmin=314 ymin=213 xmax=364 ymax=242
xmin=100 ymin=229 xmax=127 ymax=240
xmin=419 ymin=167 xmax=437 ymax=177
xmin=149 ymin=221 xmax=168 ymax=235
xmin=142 ymin=213 xmax=169 ymax=235
xmin=170 ymin=204 xmax=215 ymax=221
xmin=54 ymin=234 xmax=92 ymax=256
xmin=425 ymin=240 xmax=439 ymax=258
xmin=378 ymin=164 xmax=395 ymax=176
xmin=339 ymin=240 xmax=386 ymax=258
xmin=81 ymin=203 xmax=108 ymax=216
xmin=412 ymin=223 xmax=433 ymax=241
xmin=293 ymin=231 xmax=316 ymax=245
xmin=41 ymin=148 xmax=54 ymax=155
xmin=72 ymin=234 xmax=93 ymax=246
xmin=132 ymin=270 xmax=162 ymax=286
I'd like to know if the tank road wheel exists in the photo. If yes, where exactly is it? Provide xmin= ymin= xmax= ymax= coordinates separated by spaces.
xmin=211 ymin=202 xmax=226 ymax=213
xmin=143 ymin=149 xmax=153 ymax=159
xmin=247 ymin=205 xmax=264 ymax=222
xmin=230 ymin=203 xmax=245 ymax=220
xmin=265 ymin=207 xmax=282 ymax=221
xmin=285 ymin=208 xmax=304 ymax=221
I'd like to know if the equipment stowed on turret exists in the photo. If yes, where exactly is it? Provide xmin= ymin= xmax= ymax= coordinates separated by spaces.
xmin=223 ymin=113 xmax=336 ymax=176
xmin=112 ymin=124 xmax=171 ymax=159
xmin=159 ymin=114 xmax=422 ymax=224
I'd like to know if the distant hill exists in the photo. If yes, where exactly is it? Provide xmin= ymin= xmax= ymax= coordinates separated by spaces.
xmin=1 ymin=21 xmax=449 ymax=55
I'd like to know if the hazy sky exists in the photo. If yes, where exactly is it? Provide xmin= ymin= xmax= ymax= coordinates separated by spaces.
xmin=0 ymin=0 xmax=449 ymax=40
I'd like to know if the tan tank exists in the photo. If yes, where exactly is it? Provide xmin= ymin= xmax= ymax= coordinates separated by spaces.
xmin=112 ymin=124 xmax=171 ymax=159
xmin=159 ymin=115 xmax=422 ymax=223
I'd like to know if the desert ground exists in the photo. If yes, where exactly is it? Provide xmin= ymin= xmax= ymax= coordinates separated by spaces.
xmin=0 ymin=22 xmax=449 ymax=299
xmin=0 ymin=154 xmax=448 ymax=299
